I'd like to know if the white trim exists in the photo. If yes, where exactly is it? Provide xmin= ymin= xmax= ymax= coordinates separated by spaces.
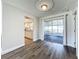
xmin=1 ymin=44 xmax=24 ymax=55
xmin=40 ymin=12 xmax=69 ymax=19
xmin=75 ymin=9 xmax=78 ymax=57
xmin=63 ymin=15 xmax=67 ymax=45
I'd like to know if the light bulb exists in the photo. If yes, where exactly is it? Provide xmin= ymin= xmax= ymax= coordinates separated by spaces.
xmin=41 ymin=4 xmax=48 ymax=11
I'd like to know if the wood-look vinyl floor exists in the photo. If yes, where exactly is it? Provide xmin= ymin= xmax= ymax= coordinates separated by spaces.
xmin=2 ymin=40 xmax=77 ymax=59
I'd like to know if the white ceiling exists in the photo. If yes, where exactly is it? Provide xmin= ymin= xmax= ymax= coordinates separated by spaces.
xmin=3 ymin=0 xmax=78 ymax=17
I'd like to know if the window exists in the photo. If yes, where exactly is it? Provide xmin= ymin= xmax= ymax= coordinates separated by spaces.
xmin=44 ymin=18 xmax=64 ymax=34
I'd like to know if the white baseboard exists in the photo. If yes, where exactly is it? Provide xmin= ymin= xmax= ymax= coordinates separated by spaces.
xmin=1 ymin=44 xmax=24 ymax=55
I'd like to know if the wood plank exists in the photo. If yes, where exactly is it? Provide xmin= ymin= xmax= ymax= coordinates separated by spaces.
xmin=2 ymin=40 xmax=77 ymax=59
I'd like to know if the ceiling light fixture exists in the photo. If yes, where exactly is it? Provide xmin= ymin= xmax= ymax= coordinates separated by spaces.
xmin=41 ymin=4 xmax=48 ymax=11
xmin=36 ymin=0 xmax=54 ymax=11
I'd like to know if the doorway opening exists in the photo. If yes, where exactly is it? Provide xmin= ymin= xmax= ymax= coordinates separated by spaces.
xmin=44 ymin=16 xmax=64 ymax=44
xmin=24 ymin=16 xmax=33 ymax=46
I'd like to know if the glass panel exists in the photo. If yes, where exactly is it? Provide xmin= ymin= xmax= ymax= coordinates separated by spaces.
xmin=48 ymin=21 xmax=52 ymax=26
xmin=52 ymin=26 xmax=57 ymax=33
xmin=49 ymin=26 xmax=52 ymax=33
xmin=57 ymin=20 xmax=63 ymax=26
xmin=53 ymin=20 xmax=57 ymax=26
xmin=58 ymin=26 xmax=63 ymax=34
xmin=44 ymin=18 xmax=64 ymax=35
xmin=44 ymin=26 xmax=49 ymax=32
xmin=44 ymin=21 xmax=49 ymax=26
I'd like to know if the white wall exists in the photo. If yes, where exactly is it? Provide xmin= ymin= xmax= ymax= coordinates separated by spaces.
xmin=66 ymin=11 xmax=76 ymax=48
xmin=33 ymin=18 xmax=39 ymax=41
xmin=38 ymin=19 xmax=44 ymax=41
xmin=2 ymin=3 xmax=34 ymax=54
